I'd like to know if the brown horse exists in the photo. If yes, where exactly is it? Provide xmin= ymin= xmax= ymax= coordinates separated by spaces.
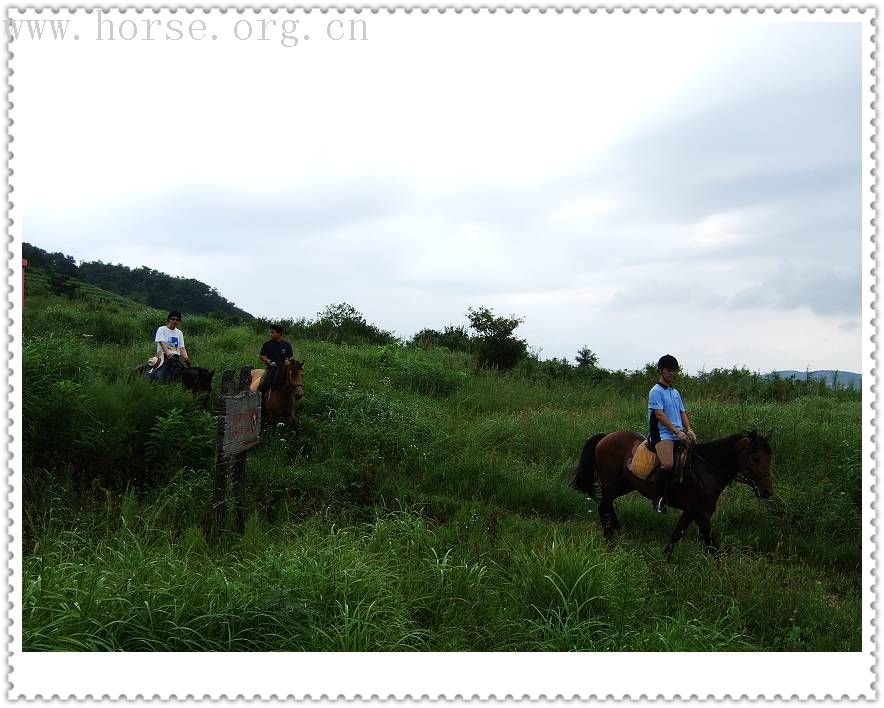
xmin=571 ymin=430 xmax=772 ymax=559
xmin=249 ymin=360 xmax=305 ymax=427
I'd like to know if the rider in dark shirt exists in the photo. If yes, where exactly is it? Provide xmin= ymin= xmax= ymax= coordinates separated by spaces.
xmin=259 ymin=325 xmax=293 ymax=393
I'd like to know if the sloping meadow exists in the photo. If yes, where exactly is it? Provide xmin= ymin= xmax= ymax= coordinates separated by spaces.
xmin=22 ymin=294 xmax=862 ymax=650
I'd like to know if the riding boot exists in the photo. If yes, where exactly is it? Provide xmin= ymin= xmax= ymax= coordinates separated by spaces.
xmin=654 ymin=466 xmax=672 ymax=513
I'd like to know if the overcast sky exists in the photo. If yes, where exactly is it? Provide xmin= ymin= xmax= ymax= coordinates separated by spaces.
xmin=15 ymin=12 xmax=865 ymax=373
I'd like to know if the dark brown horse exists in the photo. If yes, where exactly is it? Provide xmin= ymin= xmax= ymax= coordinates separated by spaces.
xmin=250 ymin=360 xmax=305 ymax=427
xmin=571 ymin=430 xmax=772 ymax=559
xmin=134 ymin=359 xmax=215 ymax=406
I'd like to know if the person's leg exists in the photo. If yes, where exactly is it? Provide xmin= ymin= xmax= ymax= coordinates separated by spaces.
xmin=259 ymin=368 xmax=272 ymax=394
xmin=157 ymin=356 xmax=179 ymax=383
xmin=654 ymin=440 xmax=675 ymax=512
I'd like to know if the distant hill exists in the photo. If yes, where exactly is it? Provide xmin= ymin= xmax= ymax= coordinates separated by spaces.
xmin=23 ymin=242 xmax=253 ymax=320
xmin=24 ymin=265 xmax=146 ymax=308
xmin=766 ymin=370 xmax=862 ymax=390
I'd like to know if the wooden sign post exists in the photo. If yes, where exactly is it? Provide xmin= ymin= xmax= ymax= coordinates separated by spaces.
xmin=213 ymin=366 xmax=261 ymax=530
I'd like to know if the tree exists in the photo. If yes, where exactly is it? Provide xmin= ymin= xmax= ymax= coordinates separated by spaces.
xmin=575 ymin=346 xmax=599 ymax=370
xmin=410 ymin=325 xmax=473 ymax=352
xmin=466 ymin=306 xmax=527 ymax=370
xmin=47 ymin=270 xmax=79 ymax=299
xmin=314 ymin=303 xmax=396 ymax=345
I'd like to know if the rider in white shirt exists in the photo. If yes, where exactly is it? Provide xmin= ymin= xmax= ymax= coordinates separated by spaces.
xmin=152 ymin=310 xmax=190 ymax=382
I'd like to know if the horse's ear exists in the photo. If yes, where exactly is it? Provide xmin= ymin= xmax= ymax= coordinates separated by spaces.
xmin=762 ymin=430 xmax=772 ymax=441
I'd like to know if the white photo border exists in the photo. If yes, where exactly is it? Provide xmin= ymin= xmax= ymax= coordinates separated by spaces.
xmin=4 ymin=4 xmax=877 ymax=700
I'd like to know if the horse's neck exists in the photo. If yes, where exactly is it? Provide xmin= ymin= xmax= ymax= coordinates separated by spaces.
xmin=694 ymin=438 xmax=742 ymax=485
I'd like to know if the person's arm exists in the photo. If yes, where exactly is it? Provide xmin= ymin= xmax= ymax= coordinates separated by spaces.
xmin=681 ymin=411 xmax=696 ymax=441
xmin=179 ymin=345 xmax=190 ymax=365
xmin=259 ymin=343 xmax=276 ymax=366
xmin=155 ymin=329 xmax=173 ymax=360
xmin=681 ymin=411 xmax=692 ymax=430
xmin=654 ymin=409 xmax=686 ymax=438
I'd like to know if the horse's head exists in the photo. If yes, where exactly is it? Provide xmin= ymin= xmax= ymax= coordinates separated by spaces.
xmin=286 ymin=360 xmax=305 ymax=400
xmin=737 ymin=430 xmax=773 ymax=499
xmin=181 ymin=367 xmax=215 ymax=396
xmin=197 ymin=368 xmax=215 ymax=394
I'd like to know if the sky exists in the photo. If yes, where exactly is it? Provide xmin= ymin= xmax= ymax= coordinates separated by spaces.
xmin=14 ymin=11 xmax=866 ymax=373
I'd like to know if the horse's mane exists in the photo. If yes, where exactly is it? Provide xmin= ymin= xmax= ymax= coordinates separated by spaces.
xmin=270 ymin=363 xmax=287 ymax=388
xmin=693 ymin=430 xmax=769 ymax=460
xmin=266 ymin=360 xmax=302 ymax=390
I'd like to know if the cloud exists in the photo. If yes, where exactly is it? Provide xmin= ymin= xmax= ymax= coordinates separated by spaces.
xmin=730 ymin=265 xmax=860 ymax=316
xmin=19 ymin=19 xmax=863 ymax=372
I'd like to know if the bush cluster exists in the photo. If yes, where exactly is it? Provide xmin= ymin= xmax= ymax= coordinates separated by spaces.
xmin=24 ymin=335 xmax=215 ymax=490
xmin=255 ymin=303 xmax=397 ymax=347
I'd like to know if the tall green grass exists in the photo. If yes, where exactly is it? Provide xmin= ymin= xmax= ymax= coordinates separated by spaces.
xmin=21 ymin=290 xmax=863 ymax=651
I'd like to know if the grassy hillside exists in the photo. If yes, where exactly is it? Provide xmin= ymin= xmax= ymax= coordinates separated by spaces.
xmin=23 ymin=242 xmax=253 ymax=319
xmin=21 ymin=289 xmax=862 ymax=651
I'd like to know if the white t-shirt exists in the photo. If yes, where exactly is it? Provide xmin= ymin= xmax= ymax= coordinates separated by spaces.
xmin=155 ymin=325 xmax=186 ymax=356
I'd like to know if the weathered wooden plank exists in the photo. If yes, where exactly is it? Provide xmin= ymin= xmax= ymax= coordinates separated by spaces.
xmin=219 ymin=390 xmax=262 ymax=456
xmin=220 ymin=369 xmax=236 ymax=397
xmin=213 ymin=367 xmax=262 ymax=529
xmin=238 ymin=365 xmax=252 ymax=394
xmin=232 ymin=452 xmax=246 ymax=531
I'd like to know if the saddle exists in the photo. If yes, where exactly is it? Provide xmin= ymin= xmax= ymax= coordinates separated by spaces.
xmin=627 ymin=438 xmax=690 ymax=480
xmin=250 ymin=366 xmax=284 ymax=400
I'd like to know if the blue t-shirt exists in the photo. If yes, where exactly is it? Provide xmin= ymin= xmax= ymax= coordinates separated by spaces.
xmin=648 ymin=383 xmax=686 ymax=442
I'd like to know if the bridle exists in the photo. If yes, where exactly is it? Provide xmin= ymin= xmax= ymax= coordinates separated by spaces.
xmin=683 ymin=435 xmax=770 ymax=494
xmin=285 ymin=361 xmax=305 ymax=398
xmin=736 ymin=469 xmax=761 ymax=494
xmin=735 ymin=436 xmax=771 ymax=495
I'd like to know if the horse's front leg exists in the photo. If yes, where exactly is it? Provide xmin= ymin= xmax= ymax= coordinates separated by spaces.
xmin=663 ymin=511 xmax=694 ymax=561
xmin=695 ymin=512 xmax=720 ymax=557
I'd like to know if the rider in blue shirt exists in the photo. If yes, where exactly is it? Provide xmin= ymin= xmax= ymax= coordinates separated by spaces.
xmin=648 ymin=354 xmax=696 ymax=513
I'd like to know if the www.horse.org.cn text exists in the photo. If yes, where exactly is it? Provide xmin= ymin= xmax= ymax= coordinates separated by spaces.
xmin=6 ymin=13 xmax=369 ymax=48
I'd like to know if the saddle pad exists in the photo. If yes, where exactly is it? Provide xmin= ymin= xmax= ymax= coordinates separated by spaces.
xmin=628 ymin=442 xmax=658 ymax=479
xmin=627 ymin=439 xmax=689 ymax=480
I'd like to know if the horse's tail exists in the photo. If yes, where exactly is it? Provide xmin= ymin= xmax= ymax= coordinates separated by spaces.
xmin=571 ymin=433 xmax=607 ymax=500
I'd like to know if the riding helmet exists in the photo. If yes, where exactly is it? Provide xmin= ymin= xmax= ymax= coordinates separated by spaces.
xmin=657 ymin=354 xmax=680 ymax=372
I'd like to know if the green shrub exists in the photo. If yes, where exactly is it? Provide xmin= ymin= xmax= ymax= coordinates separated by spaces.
xmin=467 ymin=306 xmax=528 ymax=370
xmin=146 ymin=407 xmax=216 ymax=480
xmin=304 ymin=386 xmax=443 ymax=468
xmin=410 ymin=325 xmax=473 ymax=353
xmin=363 ymin=345 xmax=466 ymax=397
